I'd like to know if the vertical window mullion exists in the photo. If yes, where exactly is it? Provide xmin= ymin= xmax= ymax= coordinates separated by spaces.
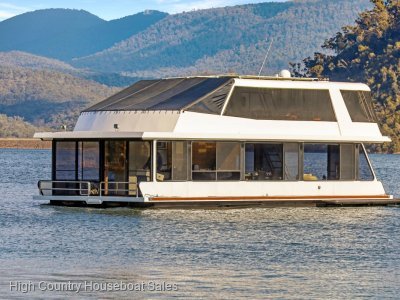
xmin=240 ymin=143 xmax=245 ymax=181
xmin=75 ymin=141 xmax=79 ymax=181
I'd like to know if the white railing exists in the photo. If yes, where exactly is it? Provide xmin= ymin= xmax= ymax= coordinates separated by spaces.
xmin=99 ymin=181 xmax=138 ymax=197
xmin=38 ymin=180 xmax=91 ymax=196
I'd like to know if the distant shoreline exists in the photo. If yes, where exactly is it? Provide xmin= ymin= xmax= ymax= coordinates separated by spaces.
xmin=0 ymin=138 xmax=51 ymax=149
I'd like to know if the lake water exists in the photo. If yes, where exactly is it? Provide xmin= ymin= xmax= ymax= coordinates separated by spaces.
xmin=0 ymin=149 xmax=399 ymax=299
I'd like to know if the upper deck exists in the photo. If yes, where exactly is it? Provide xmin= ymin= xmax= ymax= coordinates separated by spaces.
xmin=35 ymin=75 xmax=389 ymax=143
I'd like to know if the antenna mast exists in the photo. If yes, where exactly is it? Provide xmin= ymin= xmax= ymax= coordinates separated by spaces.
xmin=258 ymin=38 xmax=274 ymax=77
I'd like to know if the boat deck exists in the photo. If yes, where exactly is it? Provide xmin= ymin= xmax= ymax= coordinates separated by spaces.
xmin=33 ymin=195 xmax=400 ymax=208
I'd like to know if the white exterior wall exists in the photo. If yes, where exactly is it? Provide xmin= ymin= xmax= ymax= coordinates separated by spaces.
xmin=74 ymin=111 xmax=180 ymax=132
xmin=139 ymin=181 xmax=387 ymax=198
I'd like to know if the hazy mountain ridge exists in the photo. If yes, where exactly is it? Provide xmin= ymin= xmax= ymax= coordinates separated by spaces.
xmin=0 ymin=9 xmax=168 ymax=60
xmin=73 ymin=0 xmax=371 ymax=76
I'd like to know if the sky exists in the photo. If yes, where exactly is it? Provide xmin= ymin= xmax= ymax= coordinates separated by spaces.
xmin=0 ymin=0 xmax=287 ymax=21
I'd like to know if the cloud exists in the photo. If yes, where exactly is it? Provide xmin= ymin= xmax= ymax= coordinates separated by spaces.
xmin=0 ymin=3 xmax=30 ymax=10
xmin=0 ymin=2 xmax=31 ymax=21
xmin=0 ymin=9 xmax=15 ymax=19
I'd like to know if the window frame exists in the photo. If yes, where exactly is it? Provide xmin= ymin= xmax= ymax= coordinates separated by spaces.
xmin=224 ymin=87 xmax=337 ymax=122
xmin=244 ymin=142 xmax=284 ymax=181
xmin=340 ymin=90 xmax=378 ymax=123
xmin=191 ymin=141 xmax=242 ymax=182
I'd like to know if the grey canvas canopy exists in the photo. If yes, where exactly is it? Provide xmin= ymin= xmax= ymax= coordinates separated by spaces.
xmin=85 ymin=77 xmax=234 ymax=114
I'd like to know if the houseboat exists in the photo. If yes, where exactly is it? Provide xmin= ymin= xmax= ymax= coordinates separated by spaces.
xmin=33 ymin=72 xmax=399 ymax=207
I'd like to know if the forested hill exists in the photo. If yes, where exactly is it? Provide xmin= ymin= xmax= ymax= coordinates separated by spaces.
xmin=0 ymin=65 xmax=119 ymax=129
xmin=291 ymin=0 xmax=400 ymax=153
xmin=0 ymin=9 xmax=167 ymax=61
xmin=0 ymin=51 xmax=141 ymax=87
xmin=72 ymin=0 xmax=371 ymax=77
xmin=0 ymin=1 xmax=371 ymax=77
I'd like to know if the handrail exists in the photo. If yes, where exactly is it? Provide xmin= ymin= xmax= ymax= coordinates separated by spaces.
xmin=38 ymin=180 xmax=91 ymax=196
xmin=99 ymin=181 xmax=138 ymax=197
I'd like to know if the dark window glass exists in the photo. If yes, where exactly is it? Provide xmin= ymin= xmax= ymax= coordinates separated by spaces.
xmin=156 ymin=141 xmax=188 ymax=181
xmin=192 ymin=142 xmax=216 ymax=171
xmin=303 ymin=144 xmax=328 ymax=180
xmin=303 ymin=144 xmax=347 ymax=181
xmin=55 ymin=171 xmax=76 ymax=181
xmin=245 ymin=144 xmax=283 ymax=180
xmin=192 ymin=172 xmax=216 ymax=181
xmin=78 ymin=142 xmax=100 ymax=181
xmin=172 ymin=141 xmax=188 ymax=181
xmin=55 ymin=141 xmax=76 ymax=180
xmin=127 ymin=141 xmax=152 ymax=196
xmin=340 ymin=144 xmax=356 ymax=180
xmin=104 ymin=141 xmax=127 ymax=196
xmin=217 ymin=142 xmax=240 ymax=181
xmin=225 ymin=87 xmax=336 ymax=121
xmin=327 ymin=145 xmax=340 ymax=180
xmin=284 ymin=143 xmax=299 ymax=180
xmin=192 ymin=142 xmax=216 ymax=181
xmin=358 ymin=145 xmax=374 ymax=180
xmin=341 ymin=90 xmax=377 ymax=122
xmin=217 ymin=172 xmax=240 ymax=180
xmin=191 ymin=142 xmax=241 ymax=181
xmin=156 ymin=141 xmax=172 ymax=181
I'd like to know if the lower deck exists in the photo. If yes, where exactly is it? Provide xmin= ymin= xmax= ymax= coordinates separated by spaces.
xmin=35 ymin=139 xmax=396 ymax=208
xmin=34 ymin=194 xmax=400 ymax=208
xmin=34 ymin=189 xmax=400 ymax=208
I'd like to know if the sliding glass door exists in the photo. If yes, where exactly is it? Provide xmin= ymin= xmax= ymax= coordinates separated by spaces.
xmin=104 ymin=141 xmax=127 ymax=195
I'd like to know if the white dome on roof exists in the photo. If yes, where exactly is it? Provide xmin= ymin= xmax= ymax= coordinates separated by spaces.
xmin=279 ymin=69 xmax=291 ymax=78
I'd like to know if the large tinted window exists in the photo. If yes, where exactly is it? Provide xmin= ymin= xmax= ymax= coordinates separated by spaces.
xmin=104 ymin=141 xmax=127 ymax=184
xmin=191 ymin=142 xmax=241 ymax=181
xmin=357 ymin=145 xmax=374 ymax=180
xmin=173 ymin=141 xmax=188 ymax=181
xmin=129 ymin=141 xmax=151 ymax=182
xmin=303 ymin=144 xmax=340 ymax=180
xmin=216 ymin=142 xmax=240 ymax=180
xmin=341 ymin=90 xmax=377 ymax=122
xmin=55 ymin=141 xmax=76 ymax=180
xmin=192 ymin=142 xmax=216 ymax=181
xmin=284 ymin=143 xmax=299 ymax=180
xmin=245 ymin=144 xmax=283 ymax=180
xmin=225 ymin=87 xmax=336 ymax=121
xmin=156 ymin=141 xmax=188 ymax=181
xmin=340 ymin=144 xmax=356 ymax=180
xmin=78 ymin=141 xmax=100 ymax=181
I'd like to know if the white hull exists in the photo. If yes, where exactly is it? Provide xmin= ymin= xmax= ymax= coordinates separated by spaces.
xmin=33 ymin=180 xmax=396 ymax=207
xmin=139 ymin=180 xmax=388 ymax=198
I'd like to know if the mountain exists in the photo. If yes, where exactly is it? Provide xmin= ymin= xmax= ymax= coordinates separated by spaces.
xmin=0 ymin=51 xmax=142 ymax=87
xmin=72 ymin=0 xmax=372 ymax=77
xmin=0 ymin=9 xmax=168 ymax=61
xmin=0 ymin=65 xmax=119 ymax=128
xmin=291 ymin=0 xmax=400 ymax=153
